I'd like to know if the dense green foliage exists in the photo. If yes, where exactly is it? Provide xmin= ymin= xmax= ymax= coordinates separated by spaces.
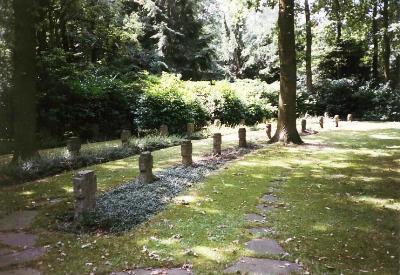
xmin=0 ymin=0 xmax=399 ymax=158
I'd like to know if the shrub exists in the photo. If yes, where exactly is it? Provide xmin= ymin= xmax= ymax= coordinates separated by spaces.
xmin=314 ymin=78 xmax=360 ymax=117
xmin=358 ymin=82 xmax=400 ymax=121
xmin=135 ymin=73 xmax=210 ymax=133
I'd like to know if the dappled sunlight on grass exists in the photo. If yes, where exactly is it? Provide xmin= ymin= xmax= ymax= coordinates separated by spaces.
xmin=1 ymin=122 xmax=399 ymax=274
xmin=312 ymin=223 xmax=329 ymax=232
xmin=193 ymin=246 xmax=224 ymax=261
xmin=351 ymin=196 xmax=400 ymax=210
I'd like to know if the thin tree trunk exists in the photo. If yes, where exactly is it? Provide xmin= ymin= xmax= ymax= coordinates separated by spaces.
xmin=382 ymin=0 xmax=390 ymax=82
xmin=305 ymin=0 xmax=313 ymax=93
xmin=333 ymin=0 xmax=342 ymax=44
xmin=270 ymin=0 xmax=303 ymax=145
xmin=372 ymin=0 xmax=379 ymax=80
xmin=11 ymin=0 xmax=39 ymax=163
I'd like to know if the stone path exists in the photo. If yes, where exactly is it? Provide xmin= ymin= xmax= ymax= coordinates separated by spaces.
xmin=113 ymin=267 xmax=192 ymax=274
xmin=224 ymin=176 xmax=303 ymax=274
xmin=224 ymin=257 xmax=300 ymax=275
xmin=0 ymin=211 xmax=44 ymax=274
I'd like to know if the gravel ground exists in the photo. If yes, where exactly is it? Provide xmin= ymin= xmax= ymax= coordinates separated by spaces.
xmin=93 ymin=144 xmax=261 ymax=233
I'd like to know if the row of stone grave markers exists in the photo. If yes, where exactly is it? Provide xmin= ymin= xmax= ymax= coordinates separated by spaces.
xmin=300 ymin=113 xmax=353 ymax=133
xmin=71 ymin=128 xmax=248 ymax=220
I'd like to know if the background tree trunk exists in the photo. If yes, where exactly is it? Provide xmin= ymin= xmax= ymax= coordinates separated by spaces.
xmin=333 ymin=0 xmax=342 ymax=44
xmin=270 ymin=0 xmax=303 ymax=144
xmin=11 ymin=0 xmax=39 ymax=162
xmin=382 ymin=0 xmax=390 ymax=82
xmin=372 ymin=0 xmax=379 ymax=81
xmin=305 ymin=0 xmax=313 ymax=94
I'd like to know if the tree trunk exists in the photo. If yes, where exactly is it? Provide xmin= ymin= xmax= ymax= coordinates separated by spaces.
xmin=270 ymin=0 xmax=303 ymax=145
xmin=11 ymin=0 xmax=39 ymax=162
xmin=382 ymin=0 xmax=390 ymax=82
xmin=392 ymin=0 xmax=400 ymax=88
xmin=305 ymin=0 xmax=313 ymax=93
xmin=372 ymin=0 xmax=379 ymax=80
xmin=333 ymin=0 xmax=342 ymax=44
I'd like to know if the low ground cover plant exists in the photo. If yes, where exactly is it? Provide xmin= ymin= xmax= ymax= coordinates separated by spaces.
xmin=0 ymin=135 xmax=184 ymax=185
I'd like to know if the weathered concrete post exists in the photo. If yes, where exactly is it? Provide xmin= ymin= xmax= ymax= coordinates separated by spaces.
xmin=334 ymin=115 xmax=340 ymax=127
xmin=138 ymin=151 xmax=155 ymax=183
xmin=214 ymin=119 xmax=221 ymax=128
xmin=159 ymin=124 xmax=169 ymax=136
xmin=213 ymin=133 xmax=222 ymax=155
xmin=301 ymin=119 xmax=307 ymax=132
xmin=187 ymin=123 xmax=195 ymax=137
xmin=266 ymin=123 xmax=272 ymax=139
xmin=238 ymin=128 xmax=247 ymax=148
xmin=181 ymin=140 xmax=193 ymax=166
xmin=67 ymin=137 xmax=81 ymax=158
xmin=347 ymin=114 xmax=353 ymax=122
xmin=73 ymin=170 xmax=97 ymax=220
xmin=121 ymin=130 xmax=131 ymax=147
xmin=319 ymin=116 xmax=324 ymax=128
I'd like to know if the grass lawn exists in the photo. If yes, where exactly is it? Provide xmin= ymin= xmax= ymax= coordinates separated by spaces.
xmin=1 ymin=121 xmax=398 ymax=274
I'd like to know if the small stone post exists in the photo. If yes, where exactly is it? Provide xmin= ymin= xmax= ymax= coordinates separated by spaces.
xmin=334 ymin=115 xmax=340 ymax=127
xmin=301 ymin=119 xmax=307 ymax=132
xmin=238 ymin=128 xmax=246 ymax=148
xmin=214 ymin=119 xmax=221 ymax=128
xmin=73 ymin=170 xmax=97 ymax=220
xmin=347 ymin=114 xmax=353 ymax=122
xmin=181 ymin=140 xmax=193 ymax=166
xmin=159 ymin=124 xmax=169 ymax=136
xmin=319 ymin=116 xmax=324 ymax=128
xmin=266 ymin=123 xmax=272 ymax=139
xmin=67 ymin=137 xmax=81 ymax=158
xmin=187 ymin=123 xmax=195 ymax=137
xmin=138 ymin=151 xmax=155 ymax=183
xmin=121 ymin=130 xmax=131 ymax=147
xmin=213 ymin=133 xmax=222 ymax=155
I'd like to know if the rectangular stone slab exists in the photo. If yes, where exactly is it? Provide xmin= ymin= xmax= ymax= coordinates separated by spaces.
xmin=224 ymin=256 xmax=301 ymax=274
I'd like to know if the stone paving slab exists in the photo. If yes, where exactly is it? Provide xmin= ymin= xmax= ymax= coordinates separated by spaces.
xmin=245 ymin=238 xmax=284 ymax=256
xmin=244 ymin=214 xmax=266 ymax=223
xmin=0 ymin=268 xmax=41 ymax=275
xmin=224 ymin=256 xmax=301 ymax=274
xmin=0 ymin=233 xmax=37 ymax=248
xmin=114 ymin=268 xmax=192 ymax=275
xmin=247 ymin=228 xmax=274 ymax=236
xmin=0 ymin=211 xmax=38 ymax=231
xmin=0 ymin=247 xmax=45 ymax=268
xmin=261 ymin=195 xmax=278 ymax=204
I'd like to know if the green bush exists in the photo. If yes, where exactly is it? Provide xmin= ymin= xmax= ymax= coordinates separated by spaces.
xmin=358 ymin=82 xmax=400 ymax=121
xmin=185 ymin=78 xmax=278 ymax=126
xmin=135 ymin=74 xmax=210 ymax=133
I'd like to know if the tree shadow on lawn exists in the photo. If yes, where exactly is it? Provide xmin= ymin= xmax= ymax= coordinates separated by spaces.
xmin=271 ymin=128 xmax=400 ymax=274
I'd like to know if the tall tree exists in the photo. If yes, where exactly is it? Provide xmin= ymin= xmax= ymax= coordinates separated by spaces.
xmin=371 ymin=0 xmax=379 ymax=80
xmin=333 ymin=0 xmax=342 ymax=43
xmin=270 ymin=0 xmax=303 ymax=144
xmin=11 ymin=0 xmax=39 ymax=162
xmin=382 ymin=0 xmax=390 ymax=81
xmin=304 ymin=0 xmax=313 ymax=93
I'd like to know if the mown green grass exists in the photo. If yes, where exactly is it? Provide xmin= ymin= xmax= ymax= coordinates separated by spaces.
xmin=1 ymin=122 xmax=398 ymax=274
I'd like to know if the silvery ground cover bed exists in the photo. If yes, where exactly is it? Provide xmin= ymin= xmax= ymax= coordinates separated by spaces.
xmin=72 ymin=144 xmax=261 ymax=233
